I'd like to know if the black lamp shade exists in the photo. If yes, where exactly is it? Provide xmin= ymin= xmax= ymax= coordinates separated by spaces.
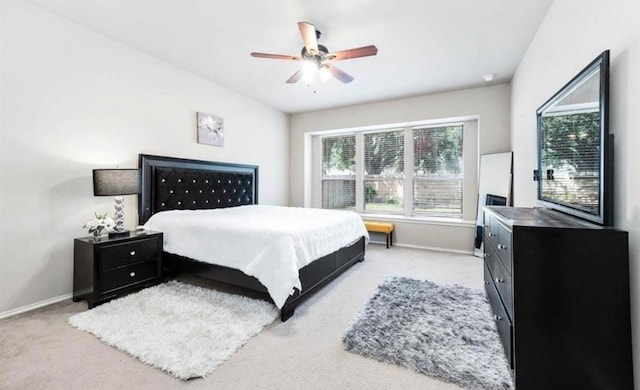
xmin=93 ymin=169 xmax=140 ymax=196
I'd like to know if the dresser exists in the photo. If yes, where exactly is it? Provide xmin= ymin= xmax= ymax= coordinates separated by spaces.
xmin=483 ymin=206 xmax=633 ymax=389
xmin=73 ymin=230 xmax=163 ymax=308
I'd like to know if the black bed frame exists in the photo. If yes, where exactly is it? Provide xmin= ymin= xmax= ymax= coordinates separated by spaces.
xmin=138 ymin=154 xmax=365 ymax=321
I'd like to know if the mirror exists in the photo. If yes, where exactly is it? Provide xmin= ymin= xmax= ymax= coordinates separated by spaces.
xmin=473 ymin=152 xmax=512 ymax=257
xmin=536 ymin=50 xmax=611 ymax=225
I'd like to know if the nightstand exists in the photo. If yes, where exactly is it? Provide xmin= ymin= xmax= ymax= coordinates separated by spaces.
xmin=73 ymin=230 xmax=163 ymax=308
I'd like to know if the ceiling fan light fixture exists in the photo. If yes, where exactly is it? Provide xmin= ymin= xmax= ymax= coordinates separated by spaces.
xmin=318 ymin=65 xmax=331 ymax=82
xmin=302 ymin=60 xmax=319 ymax=84
xmin=250 ymin=21 xmax=377 ymax=84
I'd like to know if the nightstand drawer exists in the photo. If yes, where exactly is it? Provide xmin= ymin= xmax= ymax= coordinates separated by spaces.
xmin=98 ymin=237 xmax=160 ymax=271
xmin=99 ymin=260 xmax=159 ymax=294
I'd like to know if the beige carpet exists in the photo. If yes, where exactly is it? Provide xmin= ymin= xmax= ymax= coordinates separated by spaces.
xmin=0 ymin=245 xmax=482 ymax=390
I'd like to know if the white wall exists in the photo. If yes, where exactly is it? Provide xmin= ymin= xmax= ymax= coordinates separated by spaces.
xmin=0 ymin=0 xmax=289 ymax=315
xmin=290 ymin=84 xmax=511 ymax=252
xmin=510 ymin=0 xmax=640 ymax=383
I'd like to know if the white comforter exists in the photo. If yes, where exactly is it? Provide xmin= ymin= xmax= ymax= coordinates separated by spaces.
xmin=143 ymin=205 xmax=369 ymax=308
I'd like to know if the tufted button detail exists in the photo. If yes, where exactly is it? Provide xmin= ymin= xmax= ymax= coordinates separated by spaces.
xmin=152 ymin=167 xmax=255 ymax=212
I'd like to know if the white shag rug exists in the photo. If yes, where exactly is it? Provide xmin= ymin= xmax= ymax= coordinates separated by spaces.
xmin=68 ymin=281 xmax=279 ymax=380
xmin=343 ymin=277 xmax=513 ymax=390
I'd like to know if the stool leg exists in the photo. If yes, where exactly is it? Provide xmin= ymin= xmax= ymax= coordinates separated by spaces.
xmin=390 ymin=231 xmax=393 ymax=247
xmin=386 ymin=233 xmax=389 ymax=249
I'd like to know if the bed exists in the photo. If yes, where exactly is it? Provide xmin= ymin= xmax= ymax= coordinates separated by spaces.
xmin=138 ymin=154 xmax=367 ymax=321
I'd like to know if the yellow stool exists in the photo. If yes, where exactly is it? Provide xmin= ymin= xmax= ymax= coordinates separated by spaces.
xmin=363 ymin=221 xmax=394 ymax=248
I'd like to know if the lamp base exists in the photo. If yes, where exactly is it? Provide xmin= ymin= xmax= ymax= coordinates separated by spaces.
xmin=108 ymin=230 xmax=130 ymax=239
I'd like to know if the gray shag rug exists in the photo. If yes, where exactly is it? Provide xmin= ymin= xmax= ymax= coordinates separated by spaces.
xmin=69 ymin=281 xmax=278 ymax=380
xmin=343 ymin=277 xmax=513 ymax=390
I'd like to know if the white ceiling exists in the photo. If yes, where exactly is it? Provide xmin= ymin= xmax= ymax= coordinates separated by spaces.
xmin=25 ymin=0 xmax=553 ymax=114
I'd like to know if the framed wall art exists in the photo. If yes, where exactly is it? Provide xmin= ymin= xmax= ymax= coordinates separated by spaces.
xmin=197 ymin=112 xmax=224 ymax=147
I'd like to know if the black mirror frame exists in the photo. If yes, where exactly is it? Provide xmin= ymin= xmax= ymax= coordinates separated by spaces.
xmin=535 ymin=50 xmax=611 ymax=226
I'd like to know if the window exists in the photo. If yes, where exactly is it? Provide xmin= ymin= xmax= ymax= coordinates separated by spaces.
xmin=363 ymin=130 xmax=404 ymax=214
xmin=413 ymin=125 xmax=463 ymax=217
xmin=321 ymin=135 xmax=355 ymax=210
xmin=318 ymin=120 xmax=471 ymax=219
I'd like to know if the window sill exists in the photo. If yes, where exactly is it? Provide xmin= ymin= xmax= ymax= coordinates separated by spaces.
xmin=358 ymin=213 xmax=475 ymax=228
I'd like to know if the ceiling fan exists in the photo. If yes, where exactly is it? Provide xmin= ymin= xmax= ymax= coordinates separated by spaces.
xmin=250 ymin=22 xmax=378 ymax=84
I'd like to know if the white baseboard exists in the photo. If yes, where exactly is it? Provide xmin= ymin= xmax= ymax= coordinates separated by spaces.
xmin=397 ymin=243 xmax=473 ymax=255
xmin=0 ymin=293 xmax=73 ymax=320
xmin=370 ymin=241 xmax=473 ymax=255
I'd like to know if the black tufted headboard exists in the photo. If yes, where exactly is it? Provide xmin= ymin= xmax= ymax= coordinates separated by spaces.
xmin=138 ymin=154 xmax=258 ymax=224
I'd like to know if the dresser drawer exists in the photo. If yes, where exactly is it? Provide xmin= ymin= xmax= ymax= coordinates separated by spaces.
xmin=486 ymin=214 xmax=511 ymax=273
xmin=98 ymin=237 xmax=160 ymax=271
xmin=99 ymin=260 xmax=159 ymax=294
xmin=486 ymin=243 xmax=513 ymax=320
xmin=495 ymin=222 xmax=512 ymax=274
xmin=485 ymin=215 xmax=500 ymax=252
xmin=484 ymin=242 xmax=501 ymax=283
xmin=484 ymin=263 xmax=513 ymax=369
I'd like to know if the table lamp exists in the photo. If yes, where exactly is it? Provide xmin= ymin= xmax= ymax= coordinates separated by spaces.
xmin=93 ymin=169 xmax=140 ymax=238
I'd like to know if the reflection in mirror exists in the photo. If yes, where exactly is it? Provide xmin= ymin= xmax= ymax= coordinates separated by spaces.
xmin=536 ymin=50 xmax=610 ymax=225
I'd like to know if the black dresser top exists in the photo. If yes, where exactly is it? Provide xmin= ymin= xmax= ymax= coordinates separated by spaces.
xmin=484 ymin=206 xmax=612 ymax=230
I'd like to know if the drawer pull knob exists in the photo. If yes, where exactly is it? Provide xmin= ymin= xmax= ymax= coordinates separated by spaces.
xmin=497 ymin=244 xmax=507 ymax=250
xmin=495 ymin=277 xmax=504 ymax=283
xmin=130 ymin=272 xmax=136 ymax=277
xmin=130 ymin=251 xmax=136 ymax=256
xmin=494 ymin=314 xmax=503 ymax=321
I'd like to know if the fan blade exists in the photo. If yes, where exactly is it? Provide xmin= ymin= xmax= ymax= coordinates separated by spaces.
xmin=298 ymin=22 xmax=319 ymax=55
xmin=286 ymin=68 xmax=304 ymax=84
xmin=326 ymin=45 xmax=378 ymax=61
xmin=250 ymin=52 xmax=301 ymax=61
xmin=325 ymin=64 xmax=354 ymax=83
